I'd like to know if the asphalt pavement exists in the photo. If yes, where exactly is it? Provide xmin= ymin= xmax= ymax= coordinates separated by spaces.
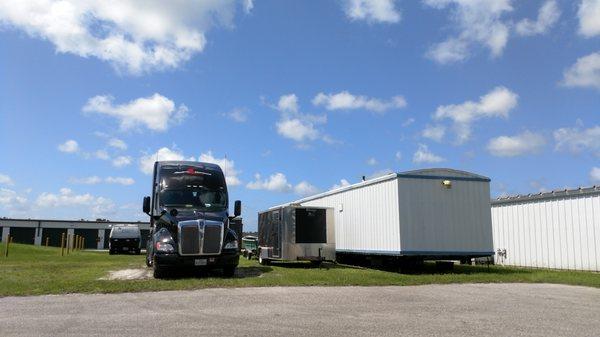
xmin=1 ymin=283 xmax=599 ymax=337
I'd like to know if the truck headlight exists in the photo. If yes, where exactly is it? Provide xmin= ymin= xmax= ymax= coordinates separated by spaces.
xmin=224 ymin=240 xmax=238 ymax=250
xmin=155 ymin=242 xmax=175 ymax=253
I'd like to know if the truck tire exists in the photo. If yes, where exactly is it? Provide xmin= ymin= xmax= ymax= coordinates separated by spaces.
xmin=246 ymin=253 xmax=252 ymax=260
xmin=153 ymin=263 xmax=167 ymax=279
xmin=109 ymin=249 xmax=114 ymax=255
xmin=223 ymin=266 xmax=236 ymax=277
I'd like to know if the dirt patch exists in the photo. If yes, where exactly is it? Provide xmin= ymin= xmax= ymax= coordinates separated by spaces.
xmin=101 ymin=268 xmax=153 ymax=280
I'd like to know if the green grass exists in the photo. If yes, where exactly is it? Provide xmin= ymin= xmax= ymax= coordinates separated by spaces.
xmin=0 ymin=243 xmax=598 ymax=297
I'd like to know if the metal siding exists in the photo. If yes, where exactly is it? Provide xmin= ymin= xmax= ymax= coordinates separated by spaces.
xmin=491 ymin=192 xmax=600 ymax=271
xmin=301 ymin=178 xmax=401 ymax=253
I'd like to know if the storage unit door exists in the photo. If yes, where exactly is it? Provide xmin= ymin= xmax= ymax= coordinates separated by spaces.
xmin=42 ymin=228 xmax=68 ymax=247
xmin=104 ymin=229 xmax=111 ymax=249
xmin=74 ymin=229 xmax=100 ymax=249
xmin=9 ymin=227 xmax=36 ymax=244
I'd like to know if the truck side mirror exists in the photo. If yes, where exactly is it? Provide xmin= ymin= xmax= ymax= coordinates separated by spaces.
xmin=143 ymin=196 xmax=151 ymax=215
xmin=234 ymin=200 xmax=242 ymax=217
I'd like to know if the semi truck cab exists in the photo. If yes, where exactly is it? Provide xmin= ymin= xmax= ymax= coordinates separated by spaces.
xmin=143 ymin=161 xmax=241 ymax=278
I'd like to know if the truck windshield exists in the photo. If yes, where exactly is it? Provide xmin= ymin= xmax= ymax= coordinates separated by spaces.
xmin=158 ymin=165 xmax=227 ymax=212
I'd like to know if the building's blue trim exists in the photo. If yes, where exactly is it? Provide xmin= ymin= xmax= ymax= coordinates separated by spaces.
xmin=396 ymin=174 xmax=491 ymax=182
xmin=335 ymin=249 xmax=494 ymax=256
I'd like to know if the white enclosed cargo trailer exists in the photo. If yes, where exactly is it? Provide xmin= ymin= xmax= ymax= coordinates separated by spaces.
xmin=289 ymin=168 xmax=494 ymax=261
xmin=491 ymin=186 xmax=600 ymax=271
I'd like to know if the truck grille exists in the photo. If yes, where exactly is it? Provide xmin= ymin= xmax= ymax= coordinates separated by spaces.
xmin=178 ymin=220 xmax=223 ymax=256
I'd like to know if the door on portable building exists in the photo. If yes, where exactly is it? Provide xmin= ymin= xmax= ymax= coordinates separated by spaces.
xmin=9 ymin=227 xmax=36 ymax=244
xmin=42 ymin=228 xmax=68 ymax=247
xmin=74 ymin=229 xmax=100 ymax=249
xmin=104 ymin=229 xmax=111 ymax=249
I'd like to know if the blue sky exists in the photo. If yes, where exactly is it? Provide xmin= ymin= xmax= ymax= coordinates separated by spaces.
xmin=0 ymin=0 xmax=599 ymax=230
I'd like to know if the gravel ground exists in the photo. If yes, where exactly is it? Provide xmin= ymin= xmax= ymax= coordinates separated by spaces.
xmin=1 ymin=283 xmax=598 ymax=337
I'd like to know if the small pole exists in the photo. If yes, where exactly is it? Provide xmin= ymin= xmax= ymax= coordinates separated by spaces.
xmin=45 ymin=237 xmax=50 ymax=247
xmin=82 ymin=238 xmax=85 ymax=250
xmin=67 ymin=235 xmax=71 ymax=254
xmin=60 ymin=233 xmax=65 ymax=256
xmin=79 ymin=236 xmax=83 ymax=250
xmin=4 ymin=235 xmax=10 ymax=257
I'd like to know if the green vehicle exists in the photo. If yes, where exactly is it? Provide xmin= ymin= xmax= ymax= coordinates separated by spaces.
xmin=241 ymin=236 xmax=258 ymax=260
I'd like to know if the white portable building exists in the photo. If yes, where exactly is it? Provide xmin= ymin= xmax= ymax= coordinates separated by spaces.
xmin=289 ymin=168 xmax=494 ymax=260
xmin=491 ymin=186 xmax=600 ymax=271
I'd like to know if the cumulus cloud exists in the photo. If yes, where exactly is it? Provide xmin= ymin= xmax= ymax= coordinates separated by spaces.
xmin=0 ymin=173 xmax=14 ymax=186
xmin=243 ymin=0 xmax=254 ymax=14
xmin=70 ymin=176 xmax=134 ymax=185
xmin=422 ymin=124 xmax=446 ymax=142
xmin=413 ymin=144 xmax=444 ymax=164
xmin=246 ymin=173 xmax=292 ymax=193
xmin=516 ymin=0 xmax=560 ymax=36
xmin=0 ymin=188 xmax=29 ymax=213
xmin=312 ymin=91 xmax=406 ymax=114
xmin=424 ymin=0 xmax=512 ymax=64
xmin=578 ymin=0 xmax=600 ymax=38
xmin=366 ymin=157 xmax=378 ymax=166
xmin=562 ymin=52 xmax=600 ymax=91
xmin=433 ymin=86 xmax=518 ymax=144
xmin=199 ymin=151 xmax=241 ymax=186
xmin=108 ymin=138 xmax=127 ymax=150
xmin=112 ymin=156 xmax=132 ymax=168
xmin=58 ymin=139 xmax=79 ymax=153
xmin=94 ymin=150 xmax=110 ymax=160
xmin=487 ymin=131 xmax=546 ymax=157
xmin=294 ymin=181 xmax=320 ymax=197
xmin=343 ymin=0 xmax=401 ymax=23
xmin=591 ymin=167 xmax=600 ymax=184
xmin=395 ymin=151 xmax=402 ymax=161
xmin=105 ymin=177 xmax=135 ymax=186
xmin=83 ymin=93 xmax=188 ymax=132
xmin=553 ymin=125 xmax=600 ymax=156
xmin=36 ymin=188 xmax=115 ymax=217
xmin=222 ymin=107 xmax=248 ymax=123
xmin=0 ymin=1 xmax=240 ymax=74
xmin=272 ymin=94 xmax=330 ymax=144
xmin=332 ymin=179 xmax=351 ymax=189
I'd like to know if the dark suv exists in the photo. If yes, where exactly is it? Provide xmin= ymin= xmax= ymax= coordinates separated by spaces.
xmin=109 ymin=224 xmax=142 ymax=255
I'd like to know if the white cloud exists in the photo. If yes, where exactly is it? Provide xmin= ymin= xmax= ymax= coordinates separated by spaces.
xmin=343 ymin=0 xmax=401 ymax=23
xmin=69 ymin=176 xmax=102 ymax=185
xmin=277 ymin=94 xmax=299 ymax=114
xmin=199 ymin=151 xmax=241 ymax=186
xmin=562 ymin=52 xmax=600 ymax=91
xmin=487 ymin=131 xmax=546 ymax=157
xmin=424 ymin=0 xmax=512 ymax=64
xmin=139 ymin=147 xmax=194 ymax=174
xmin=0 ymin=188 xmax=28 ymax=212
xmin=105 ymin=177 xmax=135 ymax=186
xmin=35 ymin=188 xmax=115 ymax=217
xmin=516 ymin=0 xmax=560 ymax=36
xmin=95 ymin=150 xmax=110 ymax=160
xmin=0 ymin=173 xmax=14 ymax=186
xmin=413 ymin=144 xmax=445 ymax=164
xmin=395 ymin=151 xmax=402 ymax=161
xmin=246 ymin=173 xmax=292 ymax=192
xmin=554 ymin=125 xmax=600 ymax=156
xmin=83 ymin=93 xmax=188 ymax=132
xmin=276 ymin=118 xmax=320 ymax=142
xmin=433 ymin=86 xmax=518 ymax=144
xmin=422 ymin=124 xmax=446 ymax=142
xmin=112 ymin=156 xmax=132 ymax=168
xmin=366 ymin=157 xmax=378 ymax=166
xmin=58 ymin=139 xmax=79 ymax=153
xmin=294 ymin=181 xmax=320 ymax=197
xmin=243 ymin=0 xmax=254 ymax=14
xmin=312 ymin=91 xmax=406 ymax=114
xmin=0 ymin=1 xmax=240 ymax=74
xmin=223 ymin=107 xmax=248 ymax=123
xmin=578 ymin=0 xmax=600 ymax=38
xmin=108 ymin=138 xmax=127 ymax=150
xmin=402 ymin=118 xmax=415 ymax=127
xmin=332 ymin=179 xmax=351 ymax=189
xmin=591 ymin=167 xmax=600 ymax=184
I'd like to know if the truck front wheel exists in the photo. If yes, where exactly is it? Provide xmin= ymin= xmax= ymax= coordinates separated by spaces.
xmin=223 ymin=266 xmax=236 ymax=277
xmin=153 ymin=263 xmax=167 ymax=279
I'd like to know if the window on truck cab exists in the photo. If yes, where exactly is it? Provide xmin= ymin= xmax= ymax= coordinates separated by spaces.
xmin=156 ymin=164 xmax=228 ymax=212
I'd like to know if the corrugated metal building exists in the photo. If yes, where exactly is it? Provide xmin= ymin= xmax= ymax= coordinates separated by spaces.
xmin=0 ymin=218 xmax=150 ymax=249
xmin=491 ymin=186 xmax=600 ymax=271
xmin=287 ymin=168 xmax=494 ymax=259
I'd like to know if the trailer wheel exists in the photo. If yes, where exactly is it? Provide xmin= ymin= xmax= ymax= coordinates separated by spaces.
xmin=259 ymin=256 xmax=270 ymax=266
xmin=223 ymin=266 xmax=236 ymax=277
xmin=153 ymin=262 xmax=167 ymax=279
xmin=246 ymin=253 xmax=252 ymax=260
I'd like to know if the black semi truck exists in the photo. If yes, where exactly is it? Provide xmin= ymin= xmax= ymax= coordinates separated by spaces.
xmin=143 ymin=161 xmax=241 ymax=278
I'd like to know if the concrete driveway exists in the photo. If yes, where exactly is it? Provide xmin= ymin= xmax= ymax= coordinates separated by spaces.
xmin=1 ymin=283 xmax=598 ymax=337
